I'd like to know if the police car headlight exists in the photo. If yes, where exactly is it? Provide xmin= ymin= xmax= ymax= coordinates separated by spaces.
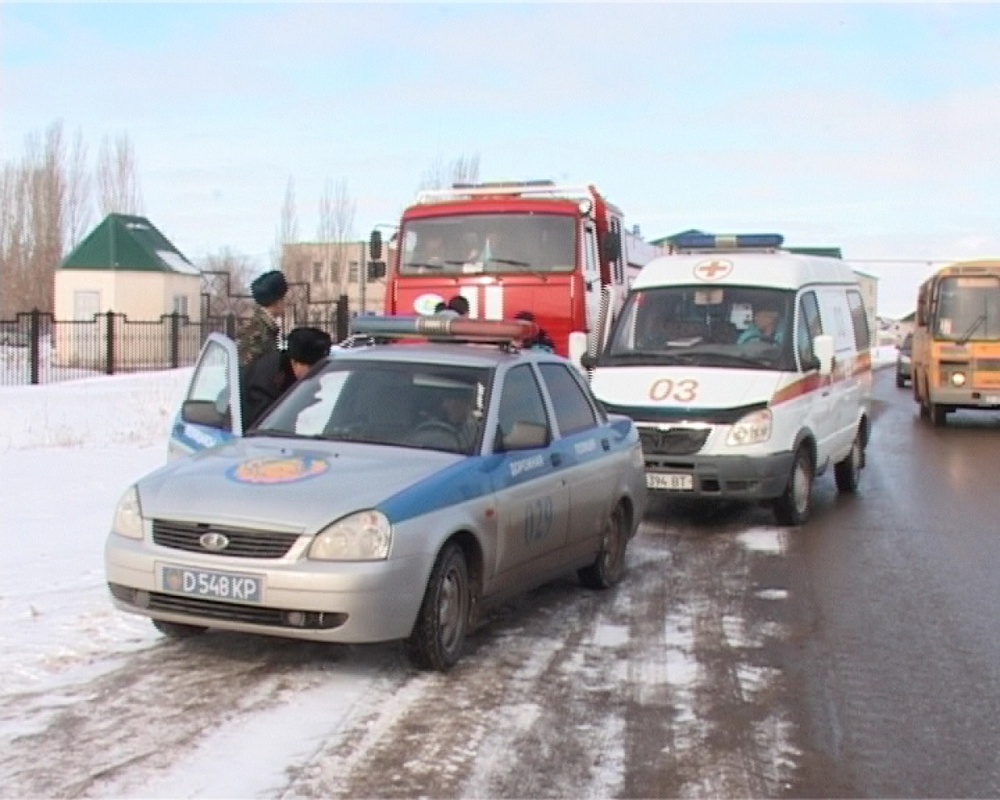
xmin=310 ymin=510 xmax=392 ymax=561
xmin=727 ymin=409 xmax=772 ymax=446
xmin=112 ymin=485 xmax=145 ymax=540
xmin=951 ymin=371 xmax=967 ymax=387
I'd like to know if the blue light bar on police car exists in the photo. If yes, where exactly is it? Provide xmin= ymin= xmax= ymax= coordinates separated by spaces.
xmin=672 ymin=233 xmax=784 ymax=251
xmin=350 ymin=315 xmax=538 ymax=344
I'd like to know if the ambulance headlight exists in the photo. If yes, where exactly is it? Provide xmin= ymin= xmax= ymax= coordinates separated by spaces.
xmin=112 ymin=485 xmax=145 ymax=540
xmin=727 ymin=409 xmax=772 ymax=446
xmin=951 ymin=371 xmax=967 ymax=387
xmin=309 ymin=510 xmax=392 ymax=561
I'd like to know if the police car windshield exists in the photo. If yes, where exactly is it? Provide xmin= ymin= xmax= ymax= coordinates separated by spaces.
xmin=253 ymin=360 xmax=491 ymax=455
xmin=399 ymin=214 xmax=575 ymax=276
xmin=604 ymin=286 xmax=796 ymax=370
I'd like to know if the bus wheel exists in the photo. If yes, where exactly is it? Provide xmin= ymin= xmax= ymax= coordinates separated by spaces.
xmin=773 ymin=446 xmax=813 ymax=526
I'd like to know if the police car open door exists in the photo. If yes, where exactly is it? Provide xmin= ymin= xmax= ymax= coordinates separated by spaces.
xmin=168 ymin=332 xmax=244 ymax=460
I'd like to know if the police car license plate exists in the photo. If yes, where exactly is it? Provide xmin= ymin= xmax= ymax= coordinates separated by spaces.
xmin=160 ymin=564 xmax=263 ymax=604
xmin=646 ymin=472 xmax=694 ymax=491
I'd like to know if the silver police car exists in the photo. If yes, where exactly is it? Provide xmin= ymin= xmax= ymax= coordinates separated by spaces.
xmin=105 ymin=316 xmax=648 ymax=670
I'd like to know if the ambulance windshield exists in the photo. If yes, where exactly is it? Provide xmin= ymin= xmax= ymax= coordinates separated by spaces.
xmin=399 ymin=214 xmax=576 ymax=276
xmin=604 ymin=286 xmax=796 ymax=371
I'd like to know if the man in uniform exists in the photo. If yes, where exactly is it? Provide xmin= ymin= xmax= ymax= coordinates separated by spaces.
xmin=238 ymin=270 xmax=288 ymax=366
xmin=240 ymin=326 xmax=332 ymax=429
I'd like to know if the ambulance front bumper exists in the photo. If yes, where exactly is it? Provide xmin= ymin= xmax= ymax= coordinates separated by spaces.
xmin=644 ymin=451 xmax=794 ymax=500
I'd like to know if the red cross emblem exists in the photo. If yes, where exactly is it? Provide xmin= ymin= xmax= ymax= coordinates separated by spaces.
xmin=694 ymin=259 xmax=733 ymax=281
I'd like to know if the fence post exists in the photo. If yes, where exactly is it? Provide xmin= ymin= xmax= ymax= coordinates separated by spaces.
xmin=170 ymin=312 xmax=181 ymax=369
xmin=29 ymin=308 xmax=41 ymax=385
xmin=336 ymin=294 xmax=350 ymax=342
xmin=105 ymin=310 xmax=116 ymax=375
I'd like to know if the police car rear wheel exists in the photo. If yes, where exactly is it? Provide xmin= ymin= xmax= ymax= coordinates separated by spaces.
xmin=405 ymin=542 xmax=470 ymax=671
xmin=773 ymin=446 xmax=813 ymax=526
xmin=152 ymin=619 xmax=207 ymax=639
xmin=578 ymin=502 xmax=628 ymax=590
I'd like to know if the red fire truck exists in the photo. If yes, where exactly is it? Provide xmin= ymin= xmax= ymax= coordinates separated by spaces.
xmin=369 ymin=180 xmax=656 ymax=367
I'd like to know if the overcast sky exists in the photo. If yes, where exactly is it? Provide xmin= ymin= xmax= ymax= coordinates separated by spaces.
xmin=3 ymin=2 xmax=1000 ymax=318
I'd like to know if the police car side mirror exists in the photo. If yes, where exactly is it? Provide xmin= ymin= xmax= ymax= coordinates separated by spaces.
xmin=181 ymin=399 xmax=228 ymax=429
xmin=499 ymin=421 xmax=549 ymax=451
xmin=813 ymin=334 xmax=835 ymax=376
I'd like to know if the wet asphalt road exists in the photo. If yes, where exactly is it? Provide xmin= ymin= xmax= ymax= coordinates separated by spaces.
xmin=782 ymin=369 xmax=1000 ymax=797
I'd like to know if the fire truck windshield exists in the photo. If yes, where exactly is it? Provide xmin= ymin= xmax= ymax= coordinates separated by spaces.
xmin=399 ymin=214 xmax=576 ymax=276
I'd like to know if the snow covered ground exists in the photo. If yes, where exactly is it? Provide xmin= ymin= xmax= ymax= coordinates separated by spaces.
xmin=0 ymin=347 xmax=897 ymax=797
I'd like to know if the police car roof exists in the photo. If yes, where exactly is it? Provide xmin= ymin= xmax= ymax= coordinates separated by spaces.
xmin=330 ymin=340 xmax=558 ymax=369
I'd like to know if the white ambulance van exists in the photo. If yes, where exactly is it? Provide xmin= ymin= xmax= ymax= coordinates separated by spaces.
xmin=587 ymin=233 xmax=872 ymax=525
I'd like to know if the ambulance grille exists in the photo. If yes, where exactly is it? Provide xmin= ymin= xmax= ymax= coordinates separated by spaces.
xmin=638 ymin=427 xmax=710 ymax=456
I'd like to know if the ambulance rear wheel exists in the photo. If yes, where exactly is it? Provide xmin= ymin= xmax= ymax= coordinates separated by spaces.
xmin=773 ymin=446 xmax=813 ymax=526
xmin=834 ymin=432 xmax=863 ymax=493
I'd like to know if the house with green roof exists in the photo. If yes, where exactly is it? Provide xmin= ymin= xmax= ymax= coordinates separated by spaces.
xmin=53 ymin=214 xmax=202 ymax=367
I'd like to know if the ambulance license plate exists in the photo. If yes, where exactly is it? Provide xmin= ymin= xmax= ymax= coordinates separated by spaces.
xmin=646 ymin=472 xmax=694 ymax=491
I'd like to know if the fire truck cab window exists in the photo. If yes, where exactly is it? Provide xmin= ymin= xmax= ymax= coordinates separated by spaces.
xmin=400 ymin=215 xmax=577 ymax=275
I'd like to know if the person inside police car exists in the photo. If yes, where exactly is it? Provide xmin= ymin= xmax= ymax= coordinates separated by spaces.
xmin=241 ymin=326 xmax=332 ymax=429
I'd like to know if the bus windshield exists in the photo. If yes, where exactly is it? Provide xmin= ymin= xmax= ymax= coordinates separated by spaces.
xmin=399 ymin=214 xmax=576 ymax=276
xmin=604 ymin=285 xmax=797 ymax=371
xmin=934 ymin=275 xmax=1000 ymax=341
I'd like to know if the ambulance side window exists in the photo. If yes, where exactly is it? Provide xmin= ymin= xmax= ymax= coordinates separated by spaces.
xmin=797 ymin=292 xmax=823 ymax=370
xmin=847 ymin=289 xmax=871 ymax=350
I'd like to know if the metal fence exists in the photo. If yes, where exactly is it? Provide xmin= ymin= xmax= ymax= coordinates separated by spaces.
xmin=0 ymin=308 xmax=343 ymax=386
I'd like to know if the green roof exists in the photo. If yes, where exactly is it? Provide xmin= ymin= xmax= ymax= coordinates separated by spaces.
xmin=648 ymin=229 xmax=705 ymax=247
xmin=786 ymin=246 xmax=843 ymax=259
xmin=60 ymin=213 xmax=198 ymax=274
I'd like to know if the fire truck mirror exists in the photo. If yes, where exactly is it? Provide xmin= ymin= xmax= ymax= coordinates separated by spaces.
xmin=601 ymin=231 xmax=621 ymax=262
xmin=369 ymin=229 xmax=383 ymax=261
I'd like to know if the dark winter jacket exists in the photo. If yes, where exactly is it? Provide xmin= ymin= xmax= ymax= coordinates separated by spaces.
xmin=240 ymin=349 xmax=295 ymax=429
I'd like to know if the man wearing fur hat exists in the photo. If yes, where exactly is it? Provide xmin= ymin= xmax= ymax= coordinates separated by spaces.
xmin=241 ymin=326 xmax=332 ymax=429
xmin=238 ymin=270 xmax=289 ymax=366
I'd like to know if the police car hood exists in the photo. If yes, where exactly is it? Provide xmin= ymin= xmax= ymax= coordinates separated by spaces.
xmin=591 ymin=366 xmax=783 ymax=409
xmin=137 ymin=437 xmax=461 ymax=531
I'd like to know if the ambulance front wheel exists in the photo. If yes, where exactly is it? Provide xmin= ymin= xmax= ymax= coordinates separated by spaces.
xmin=773 ymin=446 xmax=813 ymax=526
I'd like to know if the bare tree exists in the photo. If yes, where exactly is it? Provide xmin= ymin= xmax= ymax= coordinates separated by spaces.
xmin=417 ymin=153 xmax=481 ymax=192
xmin=199 ymin=248 xmax=257 ymax=318
xmin=96 ymin=132 xmax=143 ymax=216
xmin=64 ymin=128 xmax=93 ymax=250
xmin=318 ymin=178 xmax=356 ymax=289
xmin=272 ymin=176 xmax=299 ymax=273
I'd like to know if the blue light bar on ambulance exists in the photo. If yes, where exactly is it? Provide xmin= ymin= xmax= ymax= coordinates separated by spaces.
xmin=672 ymin=232 xmax=785 ymax=251
xmin=350 ymin=315 xmax=538 ymax=344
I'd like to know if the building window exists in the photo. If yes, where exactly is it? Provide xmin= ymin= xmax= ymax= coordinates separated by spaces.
xmin=348 ymin=261 xmax=359 ymax=283
xmin=313 ymin=261 xmax=324 ymax=283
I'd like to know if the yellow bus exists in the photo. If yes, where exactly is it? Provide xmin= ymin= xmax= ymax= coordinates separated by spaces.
xmin=912 ymin=260 xmax=1000 ymax=425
